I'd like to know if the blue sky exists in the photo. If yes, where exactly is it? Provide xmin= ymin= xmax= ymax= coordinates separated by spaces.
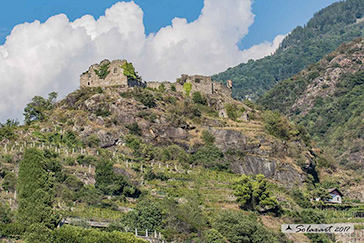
xmin=0 ymin=0 xmax=338 ymax=48
xmin=0 ymin=0 xmax=340 ymax=121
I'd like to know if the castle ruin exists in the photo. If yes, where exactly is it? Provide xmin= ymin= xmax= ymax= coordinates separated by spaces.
xmin=80 ymin=59 xmax=232 ymax=98
xmin=80 ymin=59 xmax=145 ymax=88
xmin=147 ymin=74 xmax=232 ymax=97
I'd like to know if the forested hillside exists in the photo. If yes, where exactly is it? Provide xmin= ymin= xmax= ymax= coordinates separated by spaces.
xmin=258 ymin=37 xmax=364 ymax=178
xmin=213 ymin=0 xmax=364 ymax=100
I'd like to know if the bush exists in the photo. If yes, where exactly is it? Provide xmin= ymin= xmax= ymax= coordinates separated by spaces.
xmin=95 ymin=159 xmax=139 ymax=197
xmin=94 ymin=62 xmax=110 ymax=79
xmin=192 ymin=92 xmax=207 ymax=105
xmin=124 ymin=200 xmax=163 ymax=232
xmin=158 ymin=83 xmax=166 ymax=92
xmin=24 ymin=223 xmax=53 ymax=243
xmin=203 ymin=229 xmax=227 ymax=243
xmin=121 ymin=61 xmax=139 ymax=80
xmin=84 ymin=134 xmax=100 ymax=148
xmin=52 ymin=225 xmax=146 ymax=243
xmin=225 ymin=103 xmax=238 ymax=120
xmin=191 ymin=145 xmax=225 ymax=170
xmin=300 ymin=209 xmax=326 ymax=224
xmin=2 ymin=172 xmax=17 ymax=192
xmin=0 ymin=202 xmax=12 ymax=223
xmin=183 ymin=82 xmax=192 ymax=96
xmin=126 ymin=122 xmax=142 ymax=136
xmin=213 ymin=211 xmax=278 ymax=243
xmin=201 ymin=130 xmax=215 ymax=145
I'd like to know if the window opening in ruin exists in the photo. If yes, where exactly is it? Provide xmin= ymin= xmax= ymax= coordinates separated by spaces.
xmin=114 ymin=68 xmax=117 ymax=73
xmin=88 ymin=82 xmax=90 ymax=86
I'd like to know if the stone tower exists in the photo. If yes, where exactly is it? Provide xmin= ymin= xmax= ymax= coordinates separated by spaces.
xmin=80 ymin=59 xmax=129 ymax=87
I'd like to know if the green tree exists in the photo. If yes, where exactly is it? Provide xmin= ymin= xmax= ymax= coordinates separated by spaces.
xmin=24 ymin=92 xmax=58 ymax=125
xmin=17 ymin=148 xmax=59 ymax=229
xmin=232 ymin=174 xmax=278 ymax=212
xmin=125 ymin=200 xmax=163 ymax=232
xmin=95 ymin=159 xmax=139 ymax=197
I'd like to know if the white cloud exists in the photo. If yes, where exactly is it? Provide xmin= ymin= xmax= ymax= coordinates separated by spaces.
xmin=0 ymin=0 xmax=285 ymax=121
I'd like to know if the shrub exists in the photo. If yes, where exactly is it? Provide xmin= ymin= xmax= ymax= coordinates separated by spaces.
xmin=225 ymin=103 xmax=238 ymax=120
xmin=52 ymin=225 xmax=146 ymax=243
xmin=192 ymin=92 xmax=207 ymax=105
xmin=95 ymin=159 xmax=140 ymax=197
xmin=171 ymin=84 xmax=176 ymax=91
xmin=213 ymin=211 xmax=278 ymax=243
xmin=123 ymin=200 xmax=163 ymax=232
xmin=24 ymin=223 xmax=53 ymax=243
xmin=94 ymin=62 xmax=110 ymax=79
xmin=126 ymin=122 xmax=142 ymax=136
xmin=121 ymin=61 xmax=138 ymax=80
xmin=191 ymin=145 xmax=225 ymax=170
xmin=94 ymin=108 xmax=111 ymax=117
xmin=201 ymin=130 xmax=215 ymax=145
xmin=2 ymin=172 xmax=17 ymax=192
xmin=183 ymin=82 xmax=192 ymax=96
xmin=84 ymin=134 xmax=100 ymax=148
xmin=158 ymin=83 xmax=166 ymax=92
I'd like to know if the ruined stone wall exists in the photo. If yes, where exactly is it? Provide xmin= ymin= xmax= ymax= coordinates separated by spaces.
xmin=146 ymin=74 xmax=232 ymax=97
xmin=80 ymin=59 xmax=129 ymax=87
xmin=147 ymin=82 xmax=184 ymax=93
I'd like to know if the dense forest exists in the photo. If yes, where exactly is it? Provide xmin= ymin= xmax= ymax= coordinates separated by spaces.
xmin=213 ymin=0 xmax=364 ymax=100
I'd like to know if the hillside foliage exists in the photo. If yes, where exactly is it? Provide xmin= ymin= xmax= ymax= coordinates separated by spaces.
xmin=213 ymin=0 xmax=364 ymax=100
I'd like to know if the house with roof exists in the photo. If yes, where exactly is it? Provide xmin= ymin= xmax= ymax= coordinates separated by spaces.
xmin=327 ymin=188 xmax=343 ymax=204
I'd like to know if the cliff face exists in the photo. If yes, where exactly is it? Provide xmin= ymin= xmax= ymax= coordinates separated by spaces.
xmin=259 ymin=37 xmax=364 ymax=173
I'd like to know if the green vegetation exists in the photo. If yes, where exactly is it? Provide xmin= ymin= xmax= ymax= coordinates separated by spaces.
xmin=125 ymin=122 xmax=142 ymax=136
xmin=53 ymin=225 xmax=146 ymax=243
xmin=121 ymin=61 xmax=139 ymax=80
xmin=201 ymin=130 xmax=215 ymax=145
xmin=213 ymin=0 xmax=364 ymax=100
xmin=213 ymin=211 xmax=279 ymax=243
xmin=183 ymin=82 xmax=192 ymax=96
xmin=24 ymin=92 xmax=58 ymax=124
xmin=94 ymin=62 xmax=110 ymax=79
xmin=121 ymin=88 xmax=156 ymax=108
xmin=192 ymin=91 xmax=207 ymax=105
xmin=259 ymin=39 xmax=364 ymax=172
xmin=95 ymin=159 xmax=139 ymax=197
xmin=17 ymin=149 xmax=60 ymax=229
xmin=232 ymin=174 xmax=278 ymax=213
